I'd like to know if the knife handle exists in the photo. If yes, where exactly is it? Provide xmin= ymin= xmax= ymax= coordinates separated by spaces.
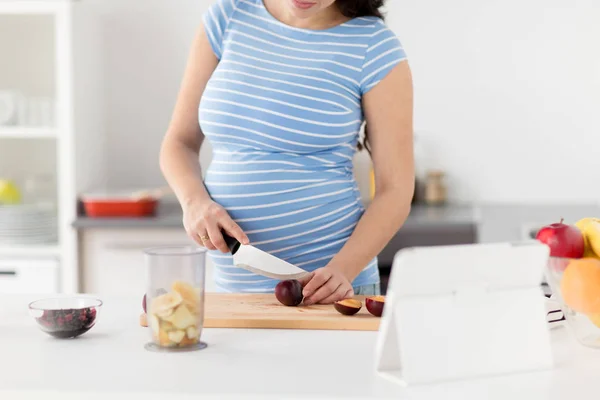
xmin=222 ymin=231 xmax=241 ymax=255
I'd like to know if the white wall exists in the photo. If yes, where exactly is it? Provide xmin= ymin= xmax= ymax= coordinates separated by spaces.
xmin=78 ymin=0 xmax=208 ymax=193
xmin=88 ymin=0 xmax=599 ymax=204
xmin=384 ymin=0 xmax=600 ymax=204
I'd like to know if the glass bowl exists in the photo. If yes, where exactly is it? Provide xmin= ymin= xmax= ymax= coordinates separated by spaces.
xmin=29 ymin=297 xmax=103 ymax=339
xmin=545 ymin=256 xmax=600 ymax=349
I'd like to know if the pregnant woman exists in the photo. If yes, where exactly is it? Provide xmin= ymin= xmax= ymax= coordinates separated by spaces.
xmin=160 ymin=0 xmax=414 ymax=304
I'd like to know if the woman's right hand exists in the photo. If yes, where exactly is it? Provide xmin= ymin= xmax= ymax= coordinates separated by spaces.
xmin=183 ymin=199 xmax=249 ymax=253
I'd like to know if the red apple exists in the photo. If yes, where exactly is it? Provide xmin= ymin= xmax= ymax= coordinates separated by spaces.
xmin=535 ymin=218 xmax=585 ymax=258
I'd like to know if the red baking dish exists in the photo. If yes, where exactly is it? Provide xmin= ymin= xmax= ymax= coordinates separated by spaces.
xmin=81 ymin=191 xmax=159 ymax=218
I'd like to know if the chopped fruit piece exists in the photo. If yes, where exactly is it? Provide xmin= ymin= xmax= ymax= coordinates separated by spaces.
xmin=150 ymin=291 xmax=183 ymax=318
xmin=172 ymin=281 xmax=201 ymax=312
xmin=168 ymin=330 xmax=186 ymax=344
xmin=158 ymin=328 xmax=173 ymax=347
xmin=366 ymin=296 xmax=385 ymax=317
xmin=155 ymin=307 xmax=174 ymax=319
xmin=334 ymin=299 xmax=362 ymax=315
xmin=183 ymin=300 xmax=199 ymax=315
xmin=146 ymin=280 xmax=203 ymax=348
xmin=179 ymin=336 xmax=199 ymax=346
xmin=160 ymin=320 xmax=176 ymax=331
xmin=165 ymin=304 xmax=196 ymax=330
xmin=186 ymin=326 xmax=198 ymax=339
xmin=149 ymin=314 xmax=160 ymax=333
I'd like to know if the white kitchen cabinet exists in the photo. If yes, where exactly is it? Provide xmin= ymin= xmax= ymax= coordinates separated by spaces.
xmin=80 ymin=229 xmax=216 ymax=296
xmin=0 ymin=258 xmax=59 ymax=294
xmin=0 ymin=1 xmax=104 ymax=294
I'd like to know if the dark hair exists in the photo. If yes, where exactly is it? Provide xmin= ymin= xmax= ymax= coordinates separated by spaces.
xmin=336 ymin=0 xmax=385 ymax=20
xmin=336 ymin=0 xmax=386 ymax=155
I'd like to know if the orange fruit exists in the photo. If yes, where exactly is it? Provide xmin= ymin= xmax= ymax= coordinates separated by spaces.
xmin=560 ymin=258 xmax=600 ymax=314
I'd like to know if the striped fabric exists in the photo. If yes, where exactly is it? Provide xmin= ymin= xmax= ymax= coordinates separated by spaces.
xmin=199 ymin=0 xmax=407 ymax=293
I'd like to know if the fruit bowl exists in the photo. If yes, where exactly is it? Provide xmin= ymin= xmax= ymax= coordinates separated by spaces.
xmin=29 ymin=297 xmax=103 ymax=339
xmin=545 ymin=256 xmax=600 ymax=349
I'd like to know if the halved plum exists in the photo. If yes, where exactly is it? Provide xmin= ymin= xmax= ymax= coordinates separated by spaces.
xmin=334 ymin=299 xmax=362 ymax=315
xmin=365 ymin=296 xmax=385 ymax=317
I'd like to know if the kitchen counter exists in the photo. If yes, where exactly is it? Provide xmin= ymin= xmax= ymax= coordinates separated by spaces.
xmin=475 ymin=203 xmax=600 ymax=243
xmin=72 ymin=201 xmax=600 ymax=237
xmin=72 ymin=202 xmax=186 ymax=229
xmin=72 ymin=202 xmax=479 ymax=230
xmin=2 ymin=294 xmax=600 ymax=399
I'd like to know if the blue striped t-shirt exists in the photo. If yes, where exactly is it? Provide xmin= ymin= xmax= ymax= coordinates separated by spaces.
xmin=199 ymin=0 xmax=408 ymax=293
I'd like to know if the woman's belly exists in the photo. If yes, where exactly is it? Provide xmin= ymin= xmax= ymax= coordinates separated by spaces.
xmin=203 ymin=152 xmax=379 ymax=292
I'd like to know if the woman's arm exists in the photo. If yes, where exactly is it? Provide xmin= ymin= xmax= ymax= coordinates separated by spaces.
xmin=302 ymin=61 xmax=414 ymax=305
xmin=160 ymin=25 xmax=215 ymax=210
xmin=159 ymin=24 xmax=249 ymax=252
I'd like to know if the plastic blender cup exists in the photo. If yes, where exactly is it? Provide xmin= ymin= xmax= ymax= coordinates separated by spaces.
xmin=143 ymin=246 xmax=207 ymax=352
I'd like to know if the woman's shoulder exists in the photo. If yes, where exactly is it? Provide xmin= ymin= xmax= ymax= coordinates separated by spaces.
xmin=358 ymin=17 xmax=408 ymax=95
xmin=343 ymin=16 xmax=403 ymax=55
xmin=203 ymin=0 xmax=251 ymax=59
xmin=355 ymin=16 xmax=400 ymax=42
xmin=343 ymin=16 xmax=394 ymax=33
xmin=204 ymin=0 xmax=242 ymax=18
xmin=205 ymin=0 xmax=264 ymax=17
xmin=346 ymin=15 xmax=383 ymax=27
xmin=204 ymin=0 xmax=252 ymax=23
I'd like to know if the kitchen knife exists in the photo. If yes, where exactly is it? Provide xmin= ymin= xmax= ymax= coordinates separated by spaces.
xmin=222 ymin=233 xmax=310 ymax=281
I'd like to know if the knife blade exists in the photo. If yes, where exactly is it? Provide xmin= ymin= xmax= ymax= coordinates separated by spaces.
xmin=222 ymin=233 xmax=310 ymax=281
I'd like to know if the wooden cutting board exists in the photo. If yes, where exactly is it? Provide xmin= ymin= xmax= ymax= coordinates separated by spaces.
xmin=203 ymin=293 xmax=381 ymax=331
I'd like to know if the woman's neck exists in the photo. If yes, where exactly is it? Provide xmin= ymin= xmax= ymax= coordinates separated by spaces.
xmin=263 ymin=0 xmax=348 ymax=30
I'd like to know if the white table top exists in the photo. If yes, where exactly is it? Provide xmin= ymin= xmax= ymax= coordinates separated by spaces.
xmin=1 ymin=293 xmax=599 ymax=400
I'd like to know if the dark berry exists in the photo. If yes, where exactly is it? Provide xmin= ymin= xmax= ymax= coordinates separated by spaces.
xmin=36 ymin=306 xmax=99 ymax=338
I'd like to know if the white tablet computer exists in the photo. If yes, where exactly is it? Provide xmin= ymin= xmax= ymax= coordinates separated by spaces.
xmin=375 ymin=241 xmax=554 ymax=386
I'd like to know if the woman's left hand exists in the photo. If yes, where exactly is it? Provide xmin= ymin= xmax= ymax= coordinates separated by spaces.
xmin=300 ymin=266 xmax=354 ymax=305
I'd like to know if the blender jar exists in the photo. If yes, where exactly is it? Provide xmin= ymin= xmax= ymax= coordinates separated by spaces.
xmin=144 ymin=246 xmax=207 ymax=352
